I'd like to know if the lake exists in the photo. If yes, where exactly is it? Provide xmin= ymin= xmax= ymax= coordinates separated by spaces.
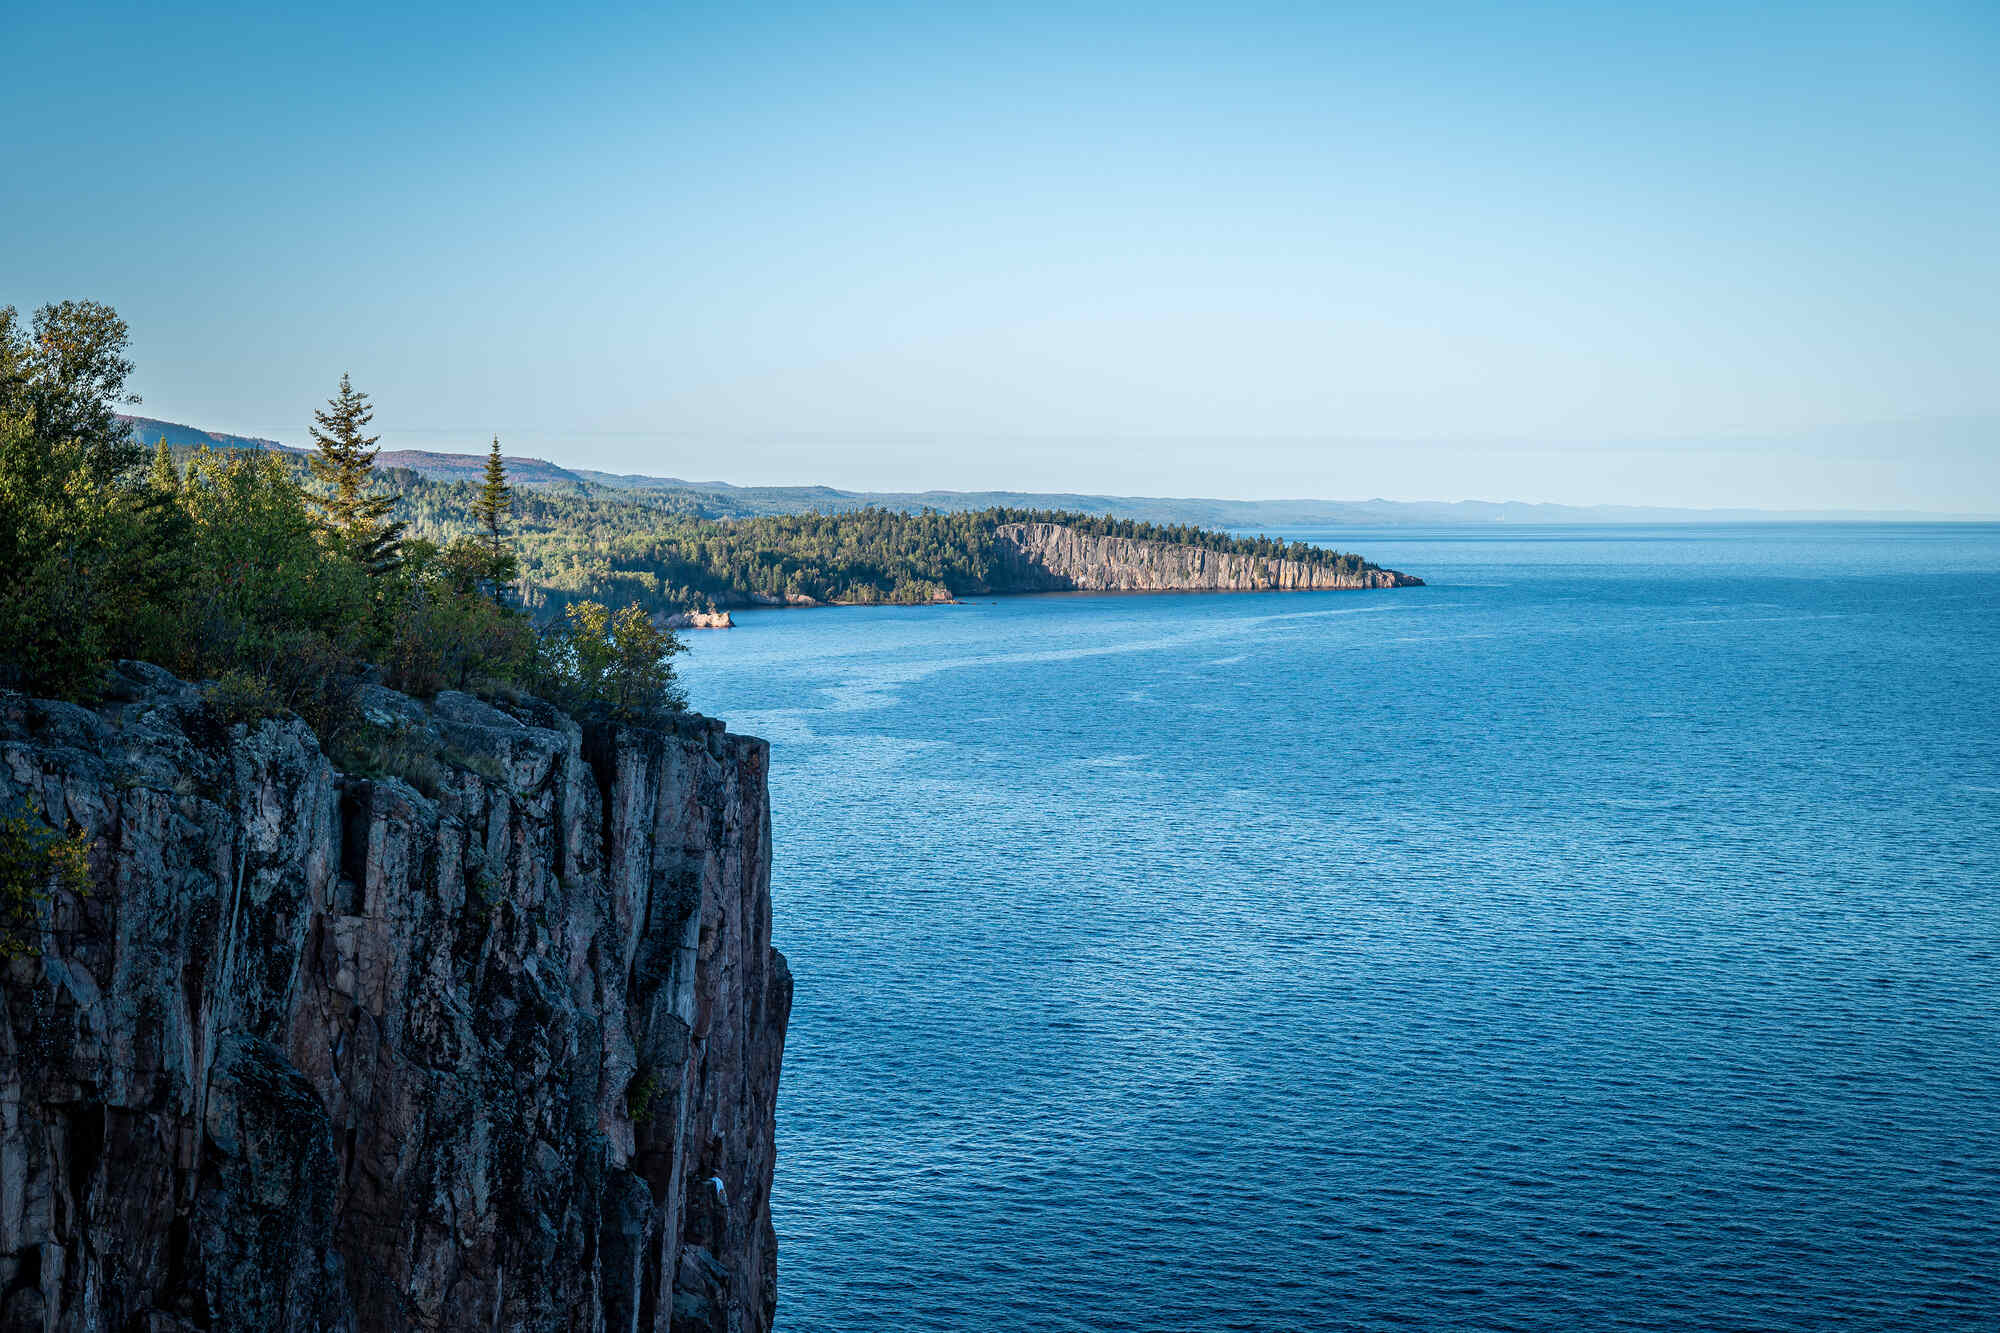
xmin=676 ymin=523 xmax=2000 ymax=1332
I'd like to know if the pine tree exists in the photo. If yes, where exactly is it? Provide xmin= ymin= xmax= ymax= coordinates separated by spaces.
xmin=147 ymin=438 xmax=179 ymax=494
xmin=467 ymin=436 xmax=518 ymax=604
xmin=474 ymin=436 xmax=512 ymax=552
xmin=308 ymin=373 xmax=404 ymax=573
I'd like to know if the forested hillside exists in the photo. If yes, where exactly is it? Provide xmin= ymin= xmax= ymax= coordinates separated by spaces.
xmin=125 ymin=434 xmax=1394 ymax=617
xmin=383 ymin=474 xmax=1395 ymax=614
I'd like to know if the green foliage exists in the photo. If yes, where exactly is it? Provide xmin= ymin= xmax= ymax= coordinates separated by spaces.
xmin=625 ymin=1068 xmax=663 ymax=1121
xmin=0 ymin=304 xmax=186 ymax=698
xmin=0 ymin=301 xmax=143 ymax=476
xmin=0 ymin=803 xmax=90 ymax=962
xmin=535 ymin=601 xmax=687 ymax=721
xmin=430 ymin=533 xmax=520 ymax=601
xmin=474 ymin=436 xmax=512 ymax=559
xmin=0 ymin=412 xmax=128 ymax=694
xmin=205 ymin=670 xmax=288 ymax=726
xmin=380 ymin=550 xmax=536 ymax=699
xmin=165 ymin=447 xmax=372 ymax=676
xmin=2 ymin=305 xmax=548 ymax=742
xmin=308 ymin=373 xmax=405 ymax=574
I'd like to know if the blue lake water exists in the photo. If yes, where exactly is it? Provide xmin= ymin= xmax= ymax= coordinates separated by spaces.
xmin=676 ymin=524 xmax=2000 ymax=1332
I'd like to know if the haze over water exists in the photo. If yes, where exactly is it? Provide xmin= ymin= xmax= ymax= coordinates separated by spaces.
xmin=679 ymin=523 xmax=2000 ymax=1332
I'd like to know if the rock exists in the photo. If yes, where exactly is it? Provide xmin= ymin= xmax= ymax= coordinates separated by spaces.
xmin=663 ymin=611 xmax=735 ymax=630
xmin=988 ymin=522 xmax=1424 ymax=592
xmin=0 ymin=669 xmax=790 ymax=1333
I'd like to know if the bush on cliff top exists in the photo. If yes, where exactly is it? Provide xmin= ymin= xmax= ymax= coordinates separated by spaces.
xmin=535 ymin=600 xmax=687 ymax=721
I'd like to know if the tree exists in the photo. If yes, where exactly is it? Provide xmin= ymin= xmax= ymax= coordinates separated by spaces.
xmin=168 ymin=447 xmax=369 ymax=676
xmin=380 ymin=537 xmax=535 ymax=697
xmin=147 ymin=438 xmax=179 ymax=493
xmin=465 ymin=436 xmax=517 ymax=605
xmin=0 ymin=303 xmax=179 ymax=697
xmin=0 ymin=301 xmax=142 ymax=476
xmin=308 ymin=373 xmax=404 ymax=573
xmin=474 ymin=436 xmax=512 ymax=553
xmin=537 ymin=600 xmax=685 ymax=720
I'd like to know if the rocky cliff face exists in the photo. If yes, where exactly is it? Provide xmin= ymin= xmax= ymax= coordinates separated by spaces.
xmin=0 ymin=663 xmax=789 ymax=1333
xmin=990 ymin=522 xmax=1422 ymax=592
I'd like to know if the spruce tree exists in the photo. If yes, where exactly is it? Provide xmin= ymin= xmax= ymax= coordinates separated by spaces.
xmin=468 ymin=435 xmax=518 ymax=604
xmin=147 ymin=439 xmax=179 ymax=494
xmin=474 ymin=436 xmax=512 ymax=552
xmin=308 ymin=373 xmax=404 ymax=573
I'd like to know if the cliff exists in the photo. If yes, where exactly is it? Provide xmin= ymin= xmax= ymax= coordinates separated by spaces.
xmin=989 ymin=522 xmax=1422 ymax=593
xmin=663 ymin=612 xmax=735 ymax=630
xmin=0 ymin=663 xmax=790 ymax=1333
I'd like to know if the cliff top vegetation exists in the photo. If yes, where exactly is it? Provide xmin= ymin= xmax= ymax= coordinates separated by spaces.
xmin=0 ymin=300 xmax=685 ymax=751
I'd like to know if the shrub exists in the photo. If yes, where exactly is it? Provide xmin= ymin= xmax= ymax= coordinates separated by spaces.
xmin=159 ymin=447 xmax=373 ymax=681
xmin=625 ymin=1068 xmax=664 ymax=1121
xmin=263 ymin=632 xmax=364 ymax=745
xmin=206 ymin=670 xmax=288 ymax=727
xmin=381 ymin=557 xmax=535 ymax=699
xmin=535 ymin=601 xmax=686 ymax=722
xmin=0 ymin=803 xmax=90 ymax=962
xmin=442 ymin=745 xmax=506 ymax=783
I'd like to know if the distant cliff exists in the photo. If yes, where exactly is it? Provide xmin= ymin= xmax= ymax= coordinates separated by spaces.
xmin=0 ymin=664 xmax=789 ymax=1333
xmin=987 ymin=522 xmax=1423 ymax=593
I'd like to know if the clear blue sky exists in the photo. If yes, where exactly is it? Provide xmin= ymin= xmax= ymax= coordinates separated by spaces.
xmin=6 ymin=1 xmax=1995 ymax=509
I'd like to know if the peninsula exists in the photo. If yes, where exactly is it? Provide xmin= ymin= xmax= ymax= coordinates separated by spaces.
xmin=388 ymin=496 xmax=1426 ymax=620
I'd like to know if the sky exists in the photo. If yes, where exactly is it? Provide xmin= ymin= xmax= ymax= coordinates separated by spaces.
xmin=5 ymin=1 xmax=1996 ymax=510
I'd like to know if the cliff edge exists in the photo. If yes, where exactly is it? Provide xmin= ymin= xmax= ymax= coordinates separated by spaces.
xmin=0 ymin=663 xmax=790 ymax=1333
xmin=990 ymin=522 xmax=1422 ymax=592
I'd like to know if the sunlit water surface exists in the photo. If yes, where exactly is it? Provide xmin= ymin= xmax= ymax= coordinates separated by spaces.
xmin=676 ymin=524 xmax=2000 ymax=1332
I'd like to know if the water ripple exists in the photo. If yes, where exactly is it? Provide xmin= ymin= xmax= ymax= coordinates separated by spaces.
xmin=680 ymin=524 xmax=2000 ymax=1332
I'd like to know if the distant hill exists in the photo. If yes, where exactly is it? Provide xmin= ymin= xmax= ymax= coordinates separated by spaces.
xmin=365 ymin=448 xmax=588 ymax=488
xmin=119 ymin=415 xmax=291 ymax=455
xmin=120 ymin=416 xmax=1991 ymax=524
xmin=120 ymin=416 xmax=591 ymax=488
xmin=556 ymin=480 xmax=1993 ymax=526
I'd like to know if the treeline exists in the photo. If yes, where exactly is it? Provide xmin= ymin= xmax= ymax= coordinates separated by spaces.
xmin=0 ymin=301 xmax=685 ymax=752
xmin=386 ymin=491 xmax=1389 ymax=614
